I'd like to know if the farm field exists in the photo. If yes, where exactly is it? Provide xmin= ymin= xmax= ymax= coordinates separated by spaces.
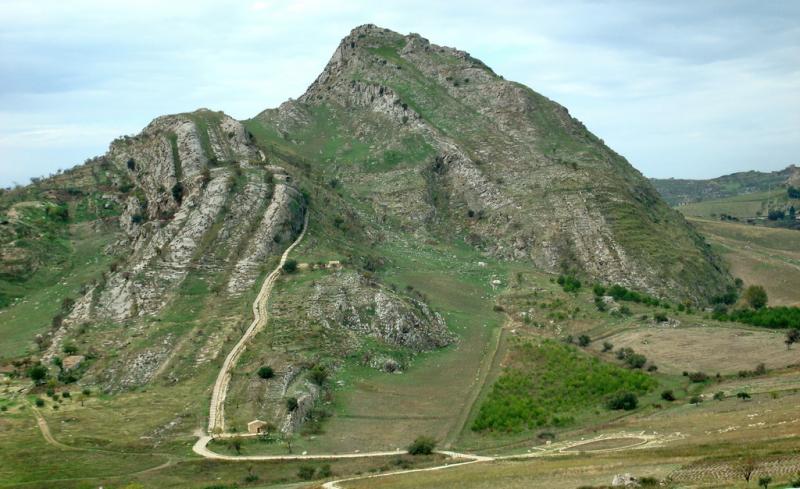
xmin=690 ymin=217 xmax=800 ymax=306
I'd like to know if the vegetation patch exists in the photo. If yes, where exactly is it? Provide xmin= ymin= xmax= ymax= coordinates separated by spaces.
xmin=472 ymin=339 xmax=656 ymax=433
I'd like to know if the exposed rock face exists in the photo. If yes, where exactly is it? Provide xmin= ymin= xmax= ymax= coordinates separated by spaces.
xmin=307 ymin=270 xmax=455 ymax=352
xmin=256 ymin=24 xmax=731 ymax=302
xmin=43 ymin=110 xmax=306 ymax=363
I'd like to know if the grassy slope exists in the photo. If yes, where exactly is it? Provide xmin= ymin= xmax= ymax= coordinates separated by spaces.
xmin=690 ymin=217 xmax=800 ymax=306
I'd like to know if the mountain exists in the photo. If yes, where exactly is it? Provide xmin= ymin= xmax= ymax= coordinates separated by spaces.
xmin=249 ymin=24 xmax=730 ymax=301
xmin=652 ymin=165 xmax=800 ymax=227
xmin=651 ymin=164 xmax=799 ymax=206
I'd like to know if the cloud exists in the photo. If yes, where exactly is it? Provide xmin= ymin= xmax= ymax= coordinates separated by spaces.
xmin=0 ymin=0 xmax=798 ymax=187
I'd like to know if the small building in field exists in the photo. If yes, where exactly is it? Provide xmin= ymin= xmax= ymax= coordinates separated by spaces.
xmin=248 ymin=419 xmax=269 ymax=434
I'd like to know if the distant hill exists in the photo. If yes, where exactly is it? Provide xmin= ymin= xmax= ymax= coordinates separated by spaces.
xmin=650 ymin=165 xmax=799 ymax=206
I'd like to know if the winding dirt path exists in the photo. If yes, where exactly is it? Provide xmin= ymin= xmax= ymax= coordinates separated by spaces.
xmin=207 ymin=213 xmax=309 ymax=433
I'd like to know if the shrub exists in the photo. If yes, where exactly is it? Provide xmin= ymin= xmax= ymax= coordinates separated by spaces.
xmin=688 ymin=372 xmax=709 ymax=383
xmin=625 ymin=353 xmax=647 ymax=369
xmin=653 ymin=312 xmax=668 ymax=322
xmin=592 ymin=284 xmax=606 ymax=297
xmin=689 ymin=396 xmax=703 ymax=405
xmin=297 ymin=465 xmax=316 ymax=480
xmin=557 ymin=275 xmax=581 ymax=293
xmin=758 ymin=475 xmax=772 ymax=489
xmin=594 ymin=297 xmax=607 ymax=312
xmin=736 ymin=391 xmax=751 ymax=400
xmin=63 ymin=343 xmax=78 ymax=355
xmin=602 ymin=341 xmax=613 ymax=352
xmin=257 ymin=366 xmax=274 ymax=380
xmin=171 ymin=182 xmax=185 ymax=205
xmin=607 ymin=392 xmax=638 ymax=411
xmin=743 ymin=285 xmax=768 ymax=309
xmin=713 ymin=391 xmax=725 ymax=401
xmin=35 ymin=398 xmax=45 ymax=407
xmin=28 ymin=365 xmax=48 ymax=384
xmin=282 ymin=259 xmax=298 ymax=273
xmin=408 ymin=435 xmax=436 ymax=455
xmin=286 ymin=397 xmax=298 ymax=411
xmin=661 ymin=390 xmax=676 ymax=402
xmin=318 ymin=464 xmax=332 ymax=478
xmin=309 ymin=365 xmax=327 ymax=386
xmin=578 ymin=335 xmax=591 ymax=347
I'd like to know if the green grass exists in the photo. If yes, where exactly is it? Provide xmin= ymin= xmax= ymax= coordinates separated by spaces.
xmin=0 ymin=221 xmax=119 ymax=360
xmin=471 ymin=339 xmax=657 ymax=433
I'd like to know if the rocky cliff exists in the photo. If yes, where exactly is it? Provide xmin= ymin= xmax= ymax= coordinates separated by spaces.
xmin=252 ymin=24 xmax=731 ymax=302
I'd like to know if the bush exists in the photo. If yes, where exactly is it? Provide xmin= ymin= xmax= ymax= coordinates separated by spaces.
xmin=286 ymin=397 xmax=298 ymax=411
xmin=28 ymin=365 xmax=48 ymax=384
xmin=687 ymin=371 xmax=709 ymax=383
xmin=35 ymin=398 xmax=45 ymax=407
xmin=63 ymin=343 xmax=78 ymax=355
xmin=557 ymin=275 xmax=581 ymax=293
xmin=297 ymin=465 xmax=316 ymax=480
xmin=736 ymin=391 xmax=751 ymax=400
xmin=171 ymin=182 xmax=185 ymax=205
xmin=578 ymin=335 xmax=591 ymax=347
xmin=653 ymin=312 xmax=668 ymax=322
xmin=713 ymin=391 xmax=725 ymax=401
xmin=257 ymin=366 xmax=274 ymax=380
xmin=689 ymin=396 xmax=703 ymax=405
xmin=318 ymin=464 xmax=332 ymax=478
xmin=607 ymin=392 xmax=638 ymax=411
xmin=282 ymin=259 xmax=298 ymax=273
xmin=625 ymin=353 xmax=647 ymax=369
xmin=602 ymin=341 xmax=613 ymax=352
xmin=743 ymin=285 xmax=768 ymax=309
xmin=309 ymin=365 xmax=327 ymax=386
xmin=408 ymin=436 xmax=436 ymax=455
xmin=661 ymin=390 xmax=676 ymax=401
xmin=592 ymin=284 xmax=606 ymax=297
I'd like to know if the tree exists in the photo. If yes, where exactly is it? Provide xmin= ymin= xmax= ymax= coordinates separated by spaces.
xmin=786 ymin=328 xmax=800 ymax=350
xmin=229 ymin=439 xmax=242 ymax=455
xmin=626 ymin=353 xmax=647 ymax=369
xmin=28 ymin=365 xmax=48 ymax=385
xmin=282 ymin=259 xmax=298 ymax=273
xmin=738 ymin=457 xmax=757 ymax=483
xmin=743 ymin=285 xmax=768 ymax=309
xmin=257 ymin=366 xmax=275 ymax=380
xmin=758 ymin=475 xmax=772 ymax=489
xmin=607 ymin=392 xmax=638 ymax=411
xmin=408 ymin=435 xmax=436 ymax=455
xmin=578 ymin=335 xmax=591 ymax=347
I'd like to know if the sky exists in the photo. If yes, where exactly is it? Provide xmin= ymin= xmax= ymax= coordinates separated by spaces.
xmin=1 ymin=0 xmax=798 ymax=187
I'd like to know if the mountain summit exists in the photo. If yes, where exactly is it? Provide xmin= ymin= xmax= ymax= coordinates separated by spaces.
xmin=252 ymin=24 xmax=730 ymax=300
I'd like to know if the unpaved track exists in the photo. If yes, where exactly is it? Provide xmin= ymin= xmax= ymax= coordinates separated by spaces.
xmin=207 ymin=213 xmax=308 ymax=433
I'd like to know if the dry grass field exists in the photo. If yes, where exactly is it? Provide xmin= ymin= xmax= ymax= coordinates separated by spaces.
xmin=604 ymin=326 xmax=797 ymax=374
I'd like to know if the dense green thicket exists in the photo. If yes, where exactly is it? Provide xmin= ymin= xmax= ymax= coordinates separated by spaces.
xmin=593 ymin=283 xmax=664 ymax=307
xmin=713 ymin=306 xmax=800 ymax=329
xmin=472 ymin=340 xmax=656 ymax=433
